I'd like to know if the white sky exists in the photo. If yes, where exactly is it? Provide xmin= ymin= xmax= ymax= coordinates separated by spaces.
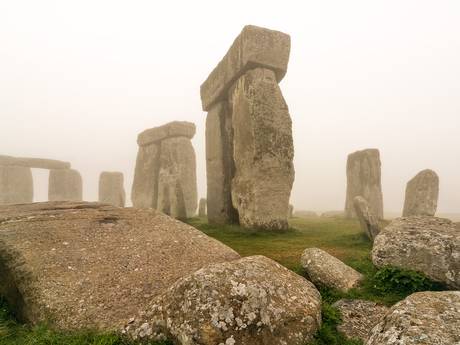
xmin=1 ymin=0 xmax=459 ymax=214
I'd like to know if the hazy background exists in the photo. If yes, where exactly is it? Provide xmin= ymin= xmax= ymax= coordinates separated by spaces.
xmin=1 ymin=0 xmax=459 ymax=215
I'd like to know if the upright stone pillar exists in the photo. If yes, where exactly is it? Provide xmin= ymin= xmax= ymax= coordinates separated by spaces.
xmin=345 ymin=149 xmax=384 ymax=219
xmin=48 ymin=169 xmax=82 ymax=201
xmin=201 ymin=25 xmax=293 ymax=230
xmin=402 ymin=169 xmax=439 ymax=217
xmin=98 ymin=172 xmax=125 ymax=207
xmin=0 ymin=165 xmax=33 ymax=204
xmin=131 ymin=121 xmax=197 ymax=219
xmin=198 ymin=198 xmax=207 ymax=217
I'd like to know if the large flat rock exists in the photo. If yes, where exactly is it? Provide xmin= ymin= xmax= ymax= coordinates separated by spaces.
xmin=0 ymin=202 xmax=240 ymax=331
xmin=0 ymin=155 xmax=70 ymax=170
xmin=200 ymin=25 xmax=290 ymax=111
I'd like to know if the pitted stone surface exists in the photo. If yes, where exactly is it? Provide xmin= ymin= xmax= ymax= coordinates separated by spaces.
xmin=126 ymin=255 xmax=321 ymax=345
xmin=301 ymin=248 xmax=363 ymax=292
xmin=366 ymin=291 xmax=460 ymax=345
xmin=353 ymin=196 xmax=381 ymax=241
xmin=98 ymin=172 xmax=125 ymax=207
xmin=402 ymin=169 xmax=439 ymax=217
xmin=132 ymin=144 xmax=160 ymax=208
xmin=345 ymin=149 xmax=383 ymax=219
xmin=0 ymin=155 xmax=70 ymax=170
xmin=48 ymin=169 xmax=82 ymax=201
xmin=333 ymin=299 xmax=389 ymax=342
xmin=372 ymin=216 xmax=460 ymax=289
xmin=137 ymin=121 xmax=196 ymax=147
xmin=231 ymin=68 xmax=294 ymax=230
xmin=200 ymin=25 xmax=290 ymax=111
xmin=0 ymin=202 xmax=239 ymax=331
xmin=0 ymin=165 xmax=33 ymax=204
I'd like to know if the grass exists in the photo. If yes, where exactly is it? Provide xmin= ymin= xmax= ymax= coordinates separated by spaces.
xmin=1 ymin=216 xmax=442 ymax=345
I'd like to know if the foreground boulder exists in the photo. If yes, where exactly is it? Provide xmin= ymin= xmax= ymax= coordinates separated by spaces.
xmin=333 ymin=299 xmax=389 ymax=343
xmin=366 ymin=291 xmax=460 ymax=345
xmin=0 ymin=202 xmax=239 ymax=331
xmin=372 ymin=216 xmax=460 ymax=289
xmin=126 ymin=255 xmax=322 ymax=345
xmin=353 ymin=196 xmax=381 ymax=241
xmin=301 ymin=248 xmax=363 ymax=292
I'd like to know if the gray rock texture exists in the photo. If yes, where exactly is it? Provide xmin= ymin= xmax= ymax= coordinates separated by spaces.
xmin=0 ymin=201 xmax=239 ymax=331
xmin=126 ymin=255 xmax=321 ymax=345
xmin=0 ymin=165 xmax=33 ymax=204
xmin=48 ymin=169 xmax=82 ymax=201
xmin=288 ymin=204 xmax=294 ymax=218
xmin=345 ymin=149 xmax=383 ymax=219
xmin=230 ymin=68 xmax=294 ymax=230
xmin=98 ymin=172 xmax=125 ymax=207
xmin=366 ymin=291 xmax=460 ymax=345
xmin=198 ymin=198 xmax=206 ymax=217
xmin=137 ymin=121 xmax=196 ymax=147
xmin=353 ymin=196 xmax=381 ymax=241
xmin=333 ymin=299 xmax=389 ymax=343
xmin=301 ymin=248 xmax=363 ymax=292
xmin=200 ymin=25 xmax=290 ymax=111
xmin=157 ymin=137 xmax=197 ymax=219
xmin=402 ymin=169 xmax=439 ymax=217
xmin=205 ymin=102 xmax=238 ymax=224
xmin=0 ymin=155 xmax=70 ymax=170
xmin=372 ymin=216 xmax=460 ymax=289
xmin=132 ymin=143 xmax=160 ymax=208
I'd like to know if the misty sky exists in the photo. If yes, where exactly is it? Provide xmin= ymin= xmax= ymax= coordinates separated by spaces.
xmin=1 ymin=0 xmax=459 ymax=214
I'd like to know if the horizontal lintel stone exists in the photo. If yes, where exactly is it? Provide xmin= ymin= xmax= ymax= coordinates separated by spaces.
xmin=137 ymin=121 xmax=196 ymax=147
xmin=0 ymin=155 xmax=71 ymax=170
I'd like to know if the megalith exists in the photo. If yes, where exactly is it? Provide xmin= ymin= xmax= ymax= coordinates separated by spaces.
xmin=201 ymin=25 xmax=294 ymax=230
xmin=98 ymin=172 xmax=125 ymax=207
xmin=131 ymin=121 xmax=197 ymax=219
xmin=198 ymin=198 xmax=206 ymax=217
xmin=0 ymin=165 xmax=33 ymax=204
xmin=402 ymin=169 xmax=439 ymax=217
xmin=353 ymin=196 xmax=381 ymax=241
xmin=345 ymin=149 xmax=383 ymax=219
xmin=48 ymin=169 xmax=82 ymax=201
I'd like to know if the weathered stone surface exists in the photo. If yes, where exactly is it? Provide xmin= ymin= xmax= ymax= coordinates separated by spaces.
xmin=137 ymin=121 xmax=196 ymax=147
xmin=126 ymin=255 xmax=321 ymax=345
xmin=0 ymin=155 xmax=70 ymax=170
xmin=320 ymin=210 xmax=345 ymax=218
xmin=333 ymin=299 xmax=389 ymax=343
xmin=353 ymin=196 xmax=381 ymax=241
xmin=157 ymin=137 xmax=197 ymax=219
xmin=0 ymin=165 xmax=33 ymax=204
xmin=205 ymin=102 xmax=238 ymax=224
xmin=402 ymin=169 xmax=439 ymax=217
xmin=295 ymin=210 xmax=318 ymax=218
xmin=48 ymin=169 xmax=82 ymax=201
xmin=0 ymin=201 xmax=240 ymax=331
xmin=198 ymin=198 xmax=206 ymax=217
xmin=231 ymin=68 xmax=294 ymax=230
xmin=200 ymin=25 xmax=290 ymax=111
xmin=98 ymin=172 xmax=125 ymax=207
xmin=301 ymin=248 xmax=363 ymax=292
xmin=288 ymin=204 xmax=294 ymax=218
xmin=132 ymin=144 xmax=160 ymax=208
xmin=372 ymin=216 xmax=460 ymax=289
xmin=345 ymin=149 xmax=384 ymax=219
xmin=366 ymin=291 xmax=460 ymax=345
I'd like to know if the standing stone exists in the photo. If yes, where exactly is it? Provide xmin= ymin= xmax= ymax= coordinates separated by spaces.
xmin=205 ymin=102 xmax=238 ymax=224
xmin=48 ymin=169 xmax=82 ymax=201
xmin=131 ymin=144 xmax=160 ymax=208
xmin=98 ymin=172 xmax=125 ymax=207
xmin=288 ymin=204 xmax=294 ymax=218
xmin=402 ymin=169 xmax=439 ymax=217
xmin=0 ymin=165 xmax=33 ymax=204
xmin=345 ymin=149 xmax=383 ymax=219
xmin=156 ymin=137 xmax=197 ymax=219
xmin=198 ymin=198 xmax=206 ymax=217
xmin=353 ymin=196 xmax=381 ymax=241
xmin=231 ymin=68 xmax=294 ymax=230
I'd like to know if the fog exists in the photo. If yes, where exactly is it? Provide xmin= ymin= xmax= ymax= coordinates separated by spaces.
xmin=1 ymin=0 xmax=459 ymax=214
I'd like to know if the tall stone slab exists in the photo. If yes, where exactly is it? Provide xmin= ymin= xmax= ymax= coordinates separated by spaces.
xmin=131 ymin=144 xmax=160 ymax=208
xmin=345 ymin=149 xmax=383 ymax=219
xmin=0 ymin=165 xmax=33 ymax=204
xmin=353 ymin=196 xmax=381 ymax=241
xmin=231 ymin=68 xmax=294 ymax=230
xmin=156 ymin=136 xmax=197 ymax=219
xmin=402 ymin=169 xmax=439 ymax=217
xmin=198 ymin=198 xmax=206 ymax=217
xmin=98 ymin=172 xmax=125 ymax=207
xmin=48 ymin=169 xmax=82 ymax=201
